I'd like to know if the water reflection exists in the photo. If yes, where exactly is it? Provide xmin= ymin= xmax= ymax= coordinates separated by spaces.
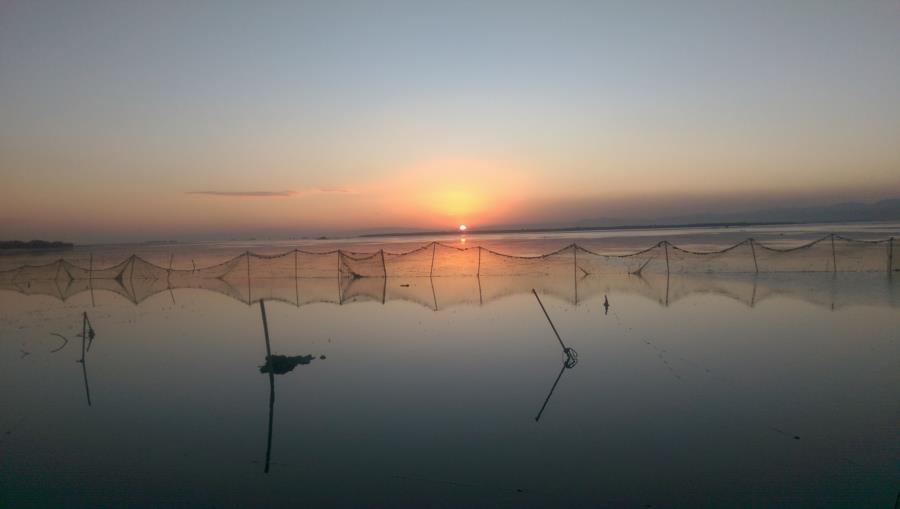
xmin=4 ymin=269 xmax=898 ymax=311
xmin=77 ymin=312 xmax=96 ymax=407
xmin=257 ymin=299 xmax=323 ymax=474
xmin=1 ymin=269 xmax=898 ymax=507
xmin=531 ymin=289 xmax=579 ymax=422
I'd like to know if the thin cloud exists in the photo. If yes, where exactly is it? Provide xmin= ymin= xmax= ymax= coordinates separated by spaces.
xmin=187 ymin=187 xmax=353 ymax=198
xmin=188 ymin=190 xmax=296 ymax=197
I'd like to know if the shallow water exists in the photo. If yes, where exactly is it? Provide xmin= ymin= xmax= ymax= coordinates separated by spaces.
xmin=2 ymin=235 xmax=899 ymax=508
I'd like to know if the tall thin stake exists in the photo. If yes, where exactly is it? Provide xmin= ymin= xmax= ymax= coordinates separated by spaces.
xmin=663 ymin=241 xmax=670 ymax=275
xmin=573 ymin=244 xmax=578 ymax=305
xmin=476 ymin=246 xmax=482 ymax=276
xmin=831 ymin=234 xmax=837 ymax=273
xmin=259 ymin=299 xmax=274 ymax=474
xmin=89 ymin=253 xmax=95 ymax=307
xmin=889 ymin=237 xmax=894 ymax=276
xmin=532 ymin=289 xmax=568 ymax=352
xmin=246 ymin=251 xmax=252 ymax=303
xmin=294 ymin=250 xmax=299 ymax=306
xmin=429 ymin=242 xmax=436 ymax=277
xmin=749 ymin=239 xmax=759 ymax=273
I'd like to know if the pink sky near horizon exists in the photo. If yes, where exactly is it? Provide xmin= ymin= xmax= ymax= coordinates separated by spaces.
xmin=2 ymin=2 xmax=900 ymax=242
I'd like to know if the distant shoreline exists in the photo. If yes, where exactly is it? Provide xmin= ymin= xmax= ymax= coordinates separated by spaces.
xmin=358 ymin=221 xmax=796 ymax=238
xmin=0 ymin=240 xmax=75 ymax=251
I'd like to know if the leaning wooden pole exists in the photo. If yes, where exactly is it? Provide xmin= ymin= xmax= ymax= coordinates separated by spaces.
xmin=259 ymin=299 xmax=274 ymax=474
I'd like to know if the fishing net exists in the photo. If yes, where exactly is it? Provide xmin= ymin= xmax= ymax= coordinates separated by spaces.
xmin=0 ymin=235 xmax=896 ymax=308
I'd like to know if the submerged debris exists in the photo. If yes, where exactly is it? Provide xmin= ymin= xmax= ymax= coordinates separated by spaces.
xmin=260 ymin=354 xmax=315 ymax=374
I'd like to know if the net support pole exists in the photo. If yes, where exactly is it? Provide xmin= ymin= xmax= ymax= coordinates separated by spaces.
xmin=663 ymin=241 xmax=670 ymax=275
xmin=337 ymin=250 xmax=343 ymax=304
xmin=246 ymin=251 xmax=252 ymax=304
xmin=430 ymin=242 xmax=436 ymax=277
xmin=167 ymin=253 xmax=174 ymax=286
xmin=749 ymin=239 xmax=759 ymax=273
xmin=573 ymin=243 xmax=578 ymax=305
xmin=89 ymin=253 xmax=95 ymax=307
xmin=477 ymin=246 xmax=481 ymax=276
xmin=294 ymin=249 xmax=299 ymax=307
xmin=889 ymin=237 xmax=894 ymax=276
xmin=831 ymin=234 xmax=837 ymax=273
xmin=380 ymin=249 xmax=387 ymax=278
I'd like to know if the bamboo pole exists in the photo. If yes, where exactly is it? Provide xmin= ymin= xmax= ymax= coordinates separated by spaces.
xmin=889 ymin=237 xmax=894 ymax=276
xmin=663 ymin=241 xmax=670 ymax=275
xmin=749 ymin=239 xmax=759 ymax=273
xmin=293 ymin=249 xmax=299 ymax=306
xmin=831 ymin=234 xmax=837 ymax=273
xmin=476 ymin=246 xmax=481 ymax=276
xmin=246 ymin=251 xmax=251 ymax=304
xmin=429 ymin=242 xmax=436 ymax=277
xmin=573 ymin=244 xmax=578 ymax=305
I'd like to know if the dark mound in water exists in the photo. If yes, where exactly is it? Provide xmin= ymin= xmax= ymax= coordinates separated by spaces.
xmin=260 ymin=354 xmax=316 ymax=374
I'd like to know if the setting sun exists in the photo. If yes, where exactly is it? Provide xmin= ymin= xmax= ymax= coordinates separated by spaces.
xmin=459 ymin=224 xmax=467 ymax=231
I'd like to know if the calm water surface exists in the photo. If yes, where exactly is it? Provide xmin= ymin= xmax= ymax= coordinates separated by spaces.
xmin=1 ymin=236 xmax=899 ymax=508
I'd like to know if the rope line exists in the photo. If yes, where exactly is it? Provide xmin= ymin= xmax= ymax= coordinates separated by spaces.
xmin=3 ymin=234 xmax=896 ymax=276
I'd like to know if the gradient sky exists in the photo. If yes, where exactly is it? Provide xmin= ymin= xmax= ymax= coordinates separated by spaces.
xmin=2 ymin=1 xmax=900 ymax=242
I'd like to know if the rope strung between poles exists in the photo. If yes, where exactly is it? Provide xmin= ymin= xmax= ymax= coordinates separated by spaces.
xmin=4 ymin=233 xmax=898 ymax=280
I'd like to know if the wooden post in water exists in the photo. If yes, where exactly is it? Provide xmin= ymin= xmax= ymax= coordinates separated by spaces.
xmin=380 ymin=249 xmax=387 ymax=278
xmin=889 ymin=237 xmax=894 ymax=276
xmin=337 ymin=250 xmax=342 ymax=304
xmin=294 ymin=249 xmax=299 ymax=307
xmin=246 ymin=251 xmax=252 ymax=304
xmin=663 ymin=241 xmax=670 ymax=275
xmin=573 ymin=243 xmax=578 ymax=305
xmin=476 ymin=246 xmax=482 ymax=276
xmin=429 ymin=242 xmax=436 ymax=277
xmin=831 ymin=234 xmax=837 ymax=273
xmin=259 ymin=299 xmax=275 ymax=474
xmin=749 ymin=239 xmax=759 ymax=273
xmin=89 ymin=253 xmax=95 ymax=307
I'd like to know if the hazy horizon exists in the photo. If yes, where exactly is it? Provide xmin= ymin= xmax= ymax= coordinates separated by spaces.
xmin=3 ymin=1 xmax=900 ymax=243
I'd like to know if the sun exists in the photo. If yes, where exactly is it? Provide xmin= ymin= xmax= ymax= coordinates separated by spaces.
xmin=458 ymin=224 xmax=467 ymax=232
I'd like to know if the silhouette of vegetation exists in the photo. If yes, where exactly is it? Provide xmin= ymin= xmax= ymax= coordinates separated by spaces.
xmin=260 ymin=354 xmax=316 ymax=374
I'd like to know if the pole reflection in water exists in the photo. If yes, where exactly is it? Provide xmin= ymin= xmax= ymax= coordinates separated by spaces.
xmin=258 ymin=299 xmax=322 ymax=473
xmin=77 ymin=312 xmax=96 ymax=407
xmin=534 ymin=352 xmax=578 ymax=422
xmin=531 ymin=289 xmax=580 ymax=422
